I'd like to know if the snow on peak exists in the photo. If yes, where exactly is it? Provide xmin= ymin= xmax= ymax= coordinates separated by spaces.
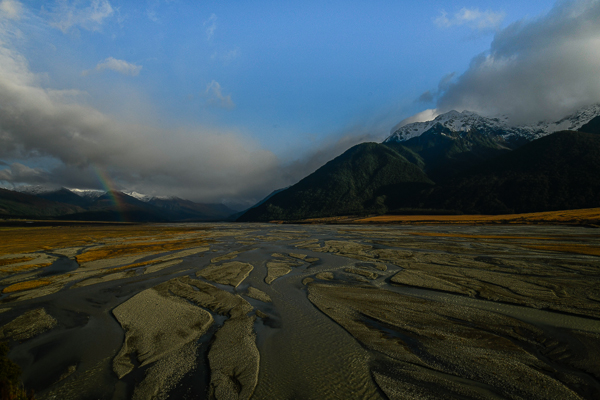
xmin=385 ymin=104 xmax=600 ymax=143
xmin=385 ymin=110 xmax=506 ymax=142
xmin=67 ymin=188 xmax=105 ymax=199
xmin=123 ymin=191 xmax=153 ymax=202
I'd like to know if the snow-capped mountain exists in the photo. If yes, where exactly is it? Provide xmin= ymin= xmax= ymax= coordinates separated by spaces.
xmin=123 ymin=191 xmax=179 ymax=202
xmin=16 ymin=186 xmax=181 ymax=203
xmin=385 ymin=104 xmax=600 ymax=143
xmin=123 ymin=191 xmax=154 ymax=202
xmin=68 ymin=188 xmax=106 ymax=199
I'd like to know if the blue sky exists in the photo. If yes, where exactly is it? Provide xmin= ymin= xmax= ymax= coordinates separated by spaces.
xmin=1 ymin=0 xmax=599 ymax=206
xmin=28 ymin=1 xmax=551 ymax=151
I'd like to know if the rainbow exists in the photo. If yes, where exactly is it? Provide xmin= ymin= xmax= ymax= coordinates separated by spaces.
xmin=92 ymin=166 xmax=127 ymax=222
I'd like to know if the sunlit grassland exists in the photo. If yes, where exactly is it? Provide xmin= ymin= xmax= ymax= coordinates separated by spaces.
xmin=0 ymin=257 xmax=35 ymax=267
xmin=3 ymin=279 xmax=52 ymax=293
xmin=524 ymin=243 xmax=600 ymax=257
xmin=0 ymin=224 xmax=212 ymax=256
xmin=76 ymin=237 xmax=213 ymax=263
xmin=355 ymin=207 xmax=600 ymax=225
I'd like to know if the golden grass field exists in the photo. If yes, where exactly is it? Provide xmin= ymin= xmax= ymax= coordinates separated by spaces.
xmin=75 ymin=237 xmax=212 ymax=263
xmin=3 ymin=279 xmax=52 ymax=293
xmin=355 ymin=207 xmax=600 ymax=225
xmin=0 ymin=224 xmax=211 ymax=256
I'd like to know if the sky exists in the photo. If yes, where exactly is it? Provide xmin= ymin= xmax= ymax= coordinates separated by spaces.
xmin=0 ymin=0 xmax=599 ymax=208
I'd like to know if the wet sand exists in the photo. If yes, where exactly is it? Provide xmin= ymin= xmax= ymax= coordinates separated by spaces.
xmin=0 ymin=222 xmax=598 ymax=399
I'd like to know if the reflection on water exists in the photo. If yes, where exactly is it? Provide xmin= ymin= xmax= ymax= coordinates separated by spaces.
xmin=38 ymin=256 xmax=79 ymax=277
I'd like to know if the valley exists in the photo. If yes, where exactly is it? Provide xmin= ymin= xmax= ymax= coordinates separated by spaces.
xmin=0 ymin=222 xmax=599 ymax=399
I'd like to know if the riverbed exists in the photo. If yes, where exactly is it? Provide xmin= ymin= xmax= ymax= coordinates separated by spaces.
xmin=0 ymin=222 xmax=598 ymax=399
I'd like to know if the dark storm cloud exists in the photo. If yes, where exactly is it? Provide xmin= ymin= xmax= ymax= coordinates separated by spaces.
xmin=436 ymin=0 xmax=600 ymax=124
xmin=0 ymin=163 xmax=49 ymax=184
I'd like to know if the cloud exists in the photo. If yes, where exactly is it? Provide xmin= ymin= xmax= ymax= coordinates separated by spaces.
xmin=0 ymin=0 xmax=23 ymax=20
xmin=0 ymin=163 xmax=49 ymax=184
xmin=434 ymin=0 xmax=600 ymax=124
xmin=48 ymin=0 xmax=113 ymax=33
xmin=415 ymin=72 xmax=457 ymax=104
xmin=0 ymin=33 xmax=290 ymax=203
xmin=391 ymin=109 xmax=439 ymax=132
xmin=0 ymin=25 xmax=397 ymax=204
xmin=435 ymin=8 xmax=505 ymax=32
xmin=204 ymin=13 xmax=217 ymax=40
xmin=204 ymin=80 xmax=234 ymax=109
xmin=82 ymin=57 xmax=142 ymax=76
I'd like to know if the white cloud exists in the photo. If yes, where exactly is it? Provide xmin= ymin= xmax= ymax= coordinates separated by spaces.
xmin=0 ymin=0 xmax=23 ymax=20
xmin=0 ymin=35 xmax=289 ymax=203
xmin=435 ymin=8 xmax=505 ymax=32
xmin=391 ymin=109 xmax=439 ymax=132
xmin=82 ymin=57 xmax=142 ymax=76
xmin=49 ymin=0 xmax=113 ymax=33
xmin=436 ymin=0 xmax=600 ymax=124
xmin=205 ymin=80 xmax=234 ymax=109
xmin=204 ymin=13 xmax=217 ymax=40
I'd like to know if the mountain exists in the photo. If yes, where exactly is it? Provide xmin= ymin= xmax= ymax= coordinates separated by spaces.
xmin=384 ymin=127 xmax=512 ymax=183
xmin=239 ymin=105 xmax=600 ymax=222
xmin=238 ymin=142 xmax=434 ymax=221
xmin=121 ymin=191 xmax=236 ymax=221
xmin=123 ymin=191 xmax=154 ymax=202
xmin=67 ymin=188 xmax=105 ymax=200
xmin=0 ymin=188 xmax=83 ymax=218
xmin=35 ymin=187 xmax=96 ymax=208
xmin=253 ymin=187 xmax=289 ymax=208
xmin=579 ymin=116 xmax=600 ymax=135
xmin=59 ymin=190 xmax=168 ymax=222
xmin=424 ymin=131 xmax=600 ymax=214
xmin=227 ymin=188 xmax=289 ymax=222
xmin=16 ymin=185 xmax=59 ymax=196
xmin=148 ymin=197 xmax=236 ymax=221
xmin=386 ymin=104 xmax=600 ymax=144
xmin=3 ymin=186 xmax=237 ymax=222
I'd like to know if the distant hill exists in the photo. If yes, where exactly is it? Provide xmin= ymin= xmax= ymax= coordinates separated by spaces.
xmin=36 ymin=187 xmax=96 ymax=208
xmin=425 ymin=131 xmax=600 ymax=214
xmin=0 ymin=188 xmax=83 ymax=218
xmin=1 ymin=187 xmax=236 ymax=222
xmin=238 ymin=142 xmax=434 ymax=221
xmin=148 ymin=197 xmax=236 ymax=221
xmin=60 ymin=190 xmax=168 ymax=222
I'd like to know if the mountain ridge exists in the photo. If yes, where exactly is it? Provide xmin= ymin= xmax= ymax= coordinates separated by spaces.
xmin=1 ymin=186 xmax=237 ymax=222
xmin=237 ymin=104 xmax=600 ymax=222
xmin=238 ymin=142 xmax=434 ymax=222
xmin=386 ymin=104 xmax=600 ymax=143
